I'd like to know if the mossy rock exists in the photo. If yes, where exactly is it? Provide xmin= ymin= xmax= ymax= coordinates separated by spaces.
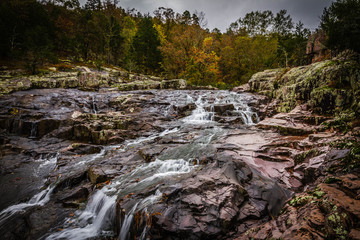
xmin=248 ymin=57 xmax=360 ymax=117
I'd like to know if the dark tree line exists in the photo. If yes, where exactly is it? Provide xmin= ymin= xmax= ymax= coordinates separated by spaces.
xmin=321 ymin=0 xmax=360 ymax=54
xmin=0 ymin=0 xmax=357 ymax=87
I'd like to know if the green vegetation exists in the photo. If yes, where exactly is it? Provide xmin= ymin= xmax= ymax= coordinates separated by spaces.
xmin=325 ymin=176 xmax=341 ymax=184
xmin=329 ymin=139 xmax=360 ymax=171
xmin=321 ymin=0 xmax=360 ymax=54
xmin=0 ymin=0 xmax=310 ymax=88
xmin=312 ymin=188 xmax=326 ymax=199
xmin=289 ymin=187 xmax=326 ymax=207
xmin=289 ymin=195 xmax=313 ymax=207
xmin=294 ymin=148 xmax=320 ymax=164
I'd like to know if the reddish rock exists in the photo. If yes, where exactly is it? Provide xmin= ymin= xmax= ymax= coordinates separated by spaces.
xmin=319 ymin=183 xmax=360 ymax=218
xmin=349 ymin=229 xmax=360 ymax=240
xmin=306 ymin=30 xmax=329 ymax=63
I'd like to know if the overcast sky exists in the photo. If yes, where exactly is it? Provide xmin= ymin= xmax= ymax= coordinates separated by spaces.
xmin=80 ymin=0 xmax=334 ymax=32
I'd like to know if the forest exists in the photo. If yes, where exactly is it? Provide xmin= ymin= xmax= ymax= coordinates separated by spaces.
xmin=1 ymin=1 xmax=360 ymax=240
xmin=0 ymin=0 xmax=312 ymax=88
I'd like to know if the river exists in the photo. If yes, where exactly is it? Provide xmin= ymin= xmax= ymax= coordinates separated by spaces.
xmin=0 ymin=89 xmax=291 ymax=239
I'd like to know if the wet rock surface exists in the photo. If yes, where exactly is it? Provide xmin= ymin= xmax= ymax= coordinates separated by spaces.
xmin=0 ymin=86 xmax=359 ymax=240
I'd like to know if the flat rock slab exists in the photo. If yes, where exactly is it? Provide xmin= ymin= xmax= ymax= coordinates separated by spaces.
xmin=258 ymin=117 xmax=314 ymax=135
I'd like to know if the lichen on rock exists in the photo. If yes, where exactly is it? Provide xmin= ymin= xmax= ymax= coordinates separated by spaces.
xmin=249 ymin=58 xmax=360 ymax=116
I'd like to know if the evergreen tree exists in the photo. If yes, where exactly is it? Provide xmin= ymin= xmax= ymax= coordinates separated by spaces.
xmin=84 ymin=0 xmax=102 ymax=11
xmin=321 ymin=0 xmax=360 ymax=53
xmin=273 ymin=10 xmax=293 ymax=35
xmin=0 ymin=0 xmax=55 ymax=72
xmin=132 ymin=16 xmax=162 ymax=73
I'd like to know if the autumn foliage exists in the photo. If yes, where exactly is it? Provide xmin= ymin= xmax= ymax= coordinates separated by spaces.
xmin=0 ymin=0 xmax=311 ymax=88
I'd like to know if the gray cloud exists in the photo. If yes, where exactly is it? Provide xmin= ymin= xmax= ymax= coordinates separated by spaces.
xmin=80 ymin=0 xmax=334 ymax=31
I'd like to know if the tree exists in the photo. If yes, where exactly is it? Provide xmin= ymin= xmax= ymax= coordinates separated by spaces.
xmin=121 ymin=16 xmax=137 ymax=67
xmin=180 ymin=10 xmax=192 ymax=25
xmin=51 ymin=0 xmax=80 ymax=9
xmin=132 ymin=17 xmax=162 ymax=73
xmin=160 ymin=24 xmax=205 ymax=78
xmin=273 ymin=10 xmax=293 ymax=35
xmin=219 ymin=35 xmax=278 ymax=85
xmin=103 ymin=15 xmax=123 ymax=64
xmin=0 ymin=0 xmax=55 ymax=72
xmin=321 ymin=0 xmax=360 ymax=53
xmin=238 ymin=10 xmax=274 ymax=36
xmin=84 ymin=0 xmax=102 ymax=11
xmin=192 ymin=11 xmax=208 ymax=28
xmin=183 ymin=37 xmax=220 ymax=86
xmin=153 ymin=7 xmax=175 ymax=37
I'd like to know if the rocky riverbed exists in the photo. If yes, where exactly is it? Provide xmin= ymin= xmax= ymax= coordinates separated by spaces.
xmin=0 ymin=60 xmax=360 ymax=240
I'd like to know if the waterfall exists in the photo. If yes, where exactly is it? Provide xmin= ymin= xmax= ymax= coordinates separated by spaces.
xmin=118 ymin=203 xmax=138 ymax=240
xmin=0 ymin=152 xmax=60 ymax=223
xmin=45 ymin=191 xmax=117 ymax=240
xmin=0 ymin=185 xmax=55 ymax=224
xmin=182 ymin=92 xmax=258 ymax=125
xmin=92 ymin=95 xmax=97 ymax=114
xmin=75 ymin=148 xmax=106 ymax=166
xmin=45 ymin=158 xmax=195 ymax=240
xmin=119 ymin=190 xmax=163 ymax=240
xmin=230 ymin=92 xmax=259 ymax=125
xmin=119 ymin=127 xmax=180 ymax=151
xmin=29 ymin=121 xmax=37 ymax=139
xmin=183 ymin=95 xmax=215 ymax=124
xmin=15 ymin=89 xmax=262 ymax=240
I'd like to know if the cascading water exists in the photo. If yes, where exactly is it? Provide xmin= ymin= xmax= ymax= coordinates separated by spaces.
xmin=183 ymin=95 xmax=215 ymax=124
xmin=45 ymin=158 xmax=195 ymax=240
xmin=120 ymin=190 xmax=163 ymax=240
xmin=0 ymin=152 xmax=60 ymax=224
xmin=120 ymin=127 xmax=180 ymax=151
xmin=92 ymin=95 xmax=97 ymax=114
xmin=1 ymin=89 xmax=263 ymax=240
xmin=29 ymin=121 xmax=37 ymax=139
xmin=0 ymin=185 xmax=55 ymax=224
xmin=66 ymin=91 xmax=256 ymax=240
xmin=183 ymin=91 xmax=258 ymax=125
xmin=75 ymin=148 xmax=106 ymax=166
xmin=34 ymin=153 xmax=59 ymax=177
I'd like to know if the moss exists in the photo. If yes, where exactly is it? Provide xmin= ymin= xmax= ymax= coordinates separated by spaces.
xmin=313 ymin=189 xmax=326 ymax=199
xmin=325 ymin=176 xmax=341 ymax=184
xmin=330 ymin=139 xmax=360 ymax=171
xmin=250 ymin=58 xmax=360 ymax=117
xmin=333 ymin=227 xmax=347 ymax=240
xmin=286 ymin=219 xmax=292 ymax=226
xmin=294 ymin=148 xmax=320 ymax=165
xmin=71 ymin=143 xmax=81 ymax=149
xmin=289 ymin=195 xmax=313 ymax=207
xmin=10 ymin=108 xmax=20 ymax=115
xmin=327 ymin=212 xmax=349 ymax=240
xmin=245 ymin=227 xmax=261 ymax=236
xmin=321 ymin=112 xmax=356 ymax=133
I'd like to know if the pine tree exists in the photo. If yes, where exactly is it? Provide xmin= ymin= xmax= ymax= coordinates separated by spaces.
xmin=132 ymin=16 xmax=162 ymax=73
xmin=321 ymin=0 xmax=360 ymax=53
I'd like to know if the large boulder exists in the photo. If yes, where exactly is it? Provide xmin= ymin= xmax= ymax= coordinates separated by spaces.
xmin=116 ymin=153 xmax=291 ymax=240
xmin=160 ymin=79 xmax=187 ymax=89
xmin=117 ymin=80 xmax=161 ymax=91
xmin=248 ymin=58 xmax=360 ymax=115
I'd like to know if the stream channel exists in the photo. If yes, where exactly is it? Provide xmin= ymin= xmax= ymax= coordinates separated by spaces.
xmin=0 ymin=89 xmax=291 ymax=239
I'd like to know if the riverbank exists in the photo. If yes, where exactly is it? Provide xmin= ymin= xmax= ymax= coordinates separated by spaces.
xmin=0 ymin=57 xmax=359 ymax=239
